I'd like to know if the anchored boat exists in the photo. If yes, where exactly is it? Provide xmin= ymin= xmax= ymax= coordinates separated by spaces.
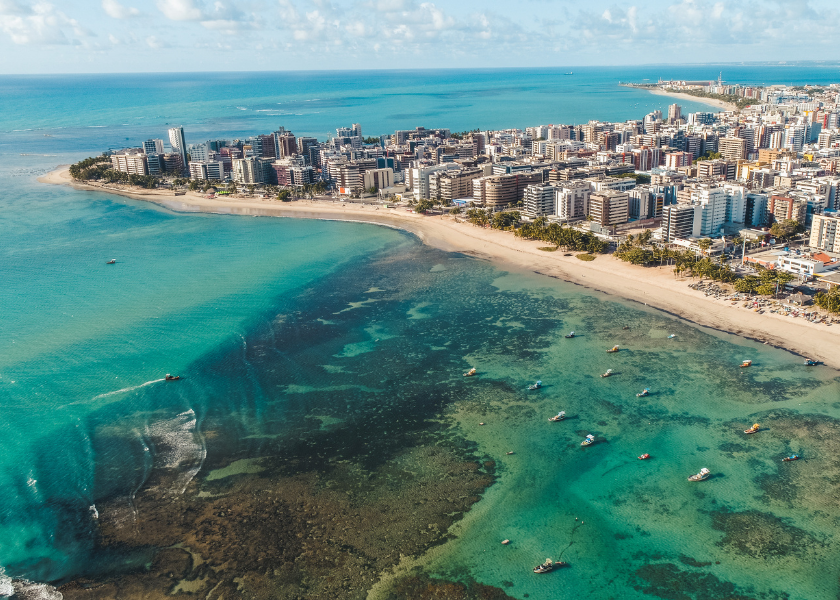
xmin=638 ymin=453 xmax=650 ymax=460
xmin=688 ymin=468 xmax=711 ymax=482
xmin=740 ymin=360 xmax=752 ymax=368
xmin=565 ymin=331 xmax=576 ymax=338
xmin=607 ymin=345 xmax=620 ymax=353
xmin=581 ymin=434 xmax=595 ymax=447
xmin=783 ymin=454 xmax=800 ymax=462
xmin=601 ymin=369 xmax=613 ymax=378
xmin=744 ymin=423 xmax=760 ymax=434
xmin=636 ymin=388 xmax=650 ymax=397
xmin=528 ymin=380 xmax=542 ymax=390
xmin=533 ymin=558 xmax=565 ymax=574
xmin=548 ymin=411 xmax=566 ymax=422
xmin=463 ymin=367 xmax=477 ymax=377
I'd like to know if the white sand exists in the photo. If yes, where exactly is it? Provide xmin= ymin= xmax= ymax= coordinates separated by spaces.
xmin=645 ymin=88 xmax=737 ymax=112
xmin=41 ymin=167 xmax=840 ymax=368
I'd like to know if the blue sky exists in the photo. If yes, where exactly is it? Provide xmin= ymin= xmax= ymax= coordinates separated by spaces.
xmin=0 ymin=0 xmax=838 ymax=73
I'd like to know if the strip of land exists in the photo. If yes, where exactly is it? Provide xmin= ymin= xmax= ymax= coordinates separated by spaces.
xmin=645 ymin=88 xmax=738 ymax=112
xmin=41 ymin=166 xmax=840 ymax=369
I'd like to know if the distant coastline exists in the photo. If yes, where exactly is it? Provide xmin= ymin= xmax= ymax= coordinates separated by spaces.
xmin=41 ymin=166 xmax=840 ymax=369
xmin=644 ymin=88 xmax=738 ymax=111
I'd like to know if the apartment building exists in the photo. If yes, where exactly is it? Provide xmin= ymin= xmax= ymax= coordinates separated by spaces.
xmin=523 ymin=183 xmax=557 ymax=217
xmin=588 ymin=191 xmax=629 ymax=227
xmin=110 ymin=152 xmax=149 ymax=176
xmin=809 ymin=213 xmax=840 ymax=253
xmin=555 ymin=181 xmax=590 ymax=220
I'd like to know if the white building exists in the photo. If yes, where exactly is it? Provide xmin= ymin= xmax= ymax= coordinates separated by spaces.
xmin=410 ymin=164 xmax=460 ymax=200
xmin=810 ymin=213 xmax=840 ymax=253
xmin=690 ymin=187 xmax=727 ymax=235
xmin=777 ymin=256 xmax=824 ymax=277
xmin=111 ymin=152 xmax=148 ymax=176
xmin=232 ymin=157 xmax=271 ymax=184
xmin=723 ymin=184 xmax=748 ymax=225
xmin=142 ymin=139 xmax=164 ymax=155
xmin=189 ymin=161 xmax=225 ymax=181
xmin=167 ymin=127 xmax=188 ymax=174
xmin=555 ymin=181 xmax=590 ymax=220
xmin=523 ymin=183 xmax=556 ymax=217
xmin=362 ymin=168 xmax=394 ymax=191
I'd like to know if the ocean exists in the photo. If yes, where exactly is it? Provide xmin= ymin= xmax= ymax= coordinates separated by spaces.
xmin=2 ymin=65 xmax=840 ymax=599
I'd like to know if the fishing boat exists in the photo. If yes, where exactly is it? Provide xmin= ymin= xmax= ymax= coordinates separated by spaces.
xmin=744 ymin=423 xmax=760 ymax=434
xmin=783 ymin=454 xmax=800 ymax=462
xmin=534 ymin=558 xmax=565 ymax=573
xmin=740 ymin=360 xmax=752 ymax=368
xmin=548 ymin=411 xmax=566 ymax=422
xmin=463 ymin=367 xmax=477 ymax=377
xmin=636 ymin=388 xmax=650 ymax=397
xmin=565 ymin=331 xmax=576 ymax=338
xmin=106 ymin=259 xmax=116 ymax=264
xmin=607 ymin=345 xmax=620 ymax=353
xmin=581 ymin=434 xmax=595 ymax=447
xmin=804 ymin=359 xmax=818 ymax=366
xmin=601 ymin=369 xmax=613 ymax=378
xmin=165 ymin=374 xmax=180 ymax=381
xmin=528 ymin=380 xmax=542 ymax=390
xmin=688 ymin=468 xmax=711 ymax=482
xmin=638 ymin=453 xmax=650 ymax=460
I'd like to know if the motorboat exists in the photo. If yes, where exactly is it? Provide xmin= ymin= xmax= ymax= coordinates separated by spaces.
xmin=106 ymin=259 xmax=116 ymax=264
xmin=565 ymin=331 xmax=576 ymax=338
xmin=581 ymin=434 xmax=595 ymax=447
xmin=601 ymin=369 xmax=613 ymax=378
xmin=667 ymin=334 xmax=676 ymax=339
xmin=607 ymin=345 xmax=620 ymax=353
xmin=740 ymin=360 xmax=752 ymax=368
xmin=783 ymin=454 xmax=800 ymax=462
xmin=502 ymin=539 xmax=510 ymax=545
xmin=804 ymin=359 xmax=818 ymax=366
xmin=533 ymin=558 xmax=565 ymax=574
xmin=548 ymin=411 xmax=566 ymax=422
xmin=165 ymin=374 xmax=180 ymax=381
xmin=506 ymin=451 xmax=515 ymax=455
xmin=688 ymin=468 xmax=711 ymax=482
xmin=636 ymin=388 xmax=650 ymax=397
xmin=638 ymin=453 xmax=650 ymax=460
xmin=744 ymin=423 xmax=760 ymax=434
xmin=528 ymin=380 xmax=542 ymax=390
xmin=463 ymin=368 xmax=477 ymax=377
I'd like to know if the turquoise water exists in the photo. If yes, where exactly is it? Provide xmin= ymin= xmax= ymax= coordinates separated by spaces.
xmin=3 ymin=68 xmax=840 ymax=598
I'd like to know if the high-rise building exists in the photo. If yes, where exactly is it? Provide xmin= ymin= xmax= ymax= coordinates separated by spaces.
xmin=523 ymin=183 xmax=557 ymax=217
xmin=111 ymin=152 xmax=149 ymax=175
xmin=297 ymin=137 xmax=319 ymax=163
xmin=231 ymin=157 xmax=272 ymax=184
xmin=555 ymin=181 xmax=590 ymax=220
xmin=769 ymin=195 xmax=807 ymax=224
xmin=167 ymin=127 xmax=188 ymax=174
xmin=189 ymin=161 xmax=225 ymax=181
xmin=143 ymin=139 xmax=164 ymax=155
xmin=274 ymin=132 xmax=297 ymax=158
xmin=745 ymin=193 xmax=769 ymax=227
xmin=809 ymin=214 xmax=840 ymax=253
xmin=668 ymin=104 xmax=682 ymax=124
xmin=588 ymin=191 xmax=629 ymax=227
xmin=719 ymin=137 xmax=747 ymax=161
xmin=663 ymin=204 xmax=699 ymax=242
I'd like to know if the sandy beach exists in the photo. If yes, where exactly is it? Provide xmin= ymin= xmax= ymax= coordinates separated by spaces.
xmin=646 ymin=88 xmax=738 ymax=112
xmin=41 ymin=166 xmax=840 ymax=368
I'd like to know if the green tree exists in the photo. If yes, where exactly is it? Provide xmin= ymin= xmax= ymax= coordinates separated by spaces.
xmin=415 ymin=199 xmax=435 ymax=213
xmin=278 ymin=190 xmax=291 ymax=202
xmin=449 ymin=206 xmax=462 ymax=215
xmin=814 ymin=287 xmax=840 ymax=313
xmin=697 ymin=238 xmax=712 ymax=256
xmin=770 ymin=219 xmax=805 ymax=242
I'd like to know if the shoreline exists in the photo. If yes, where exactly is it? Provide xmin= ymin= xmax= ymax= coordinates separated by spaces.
xmin=643 ymin=88 xmax=738 ymax=111
xmin=40 ymin=166 xmax=840 ymax=369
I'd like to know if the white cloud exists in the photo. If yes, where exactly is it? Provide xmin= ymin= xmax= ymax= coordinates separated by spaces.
xmin=0 ymin=0 xmax=88 ymax=45
xmin=157 ymin=0 xmax=204 ymax=21
xmin=102 ymin=0 xmax=139 ymax=19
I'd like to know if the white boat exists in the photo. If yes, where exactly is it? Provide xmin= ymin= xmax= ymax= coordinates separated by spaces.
xmin=463 ymin=367 xmax=477 ymax=377
xmin=636 ymin=388 xmax=650 ymax=397
xmin=668 ymin=334 xmax=676 ymax=339
xmin=548 ymin=411 xmax=566 ymax=422
xmin=534 ymin=558 xmax=565 ymax=573
xmin=565 ymin=331 xmax=576 ymax=338
xmin=581 ymin=434 xmax=595 ymax=447
xmin=528 ymin=380 xmax=542 ymax=390
xmin=601 ymin=369 xmax=613 ymax=378
xmin=688 ymin=468 xmax=710 ymax=482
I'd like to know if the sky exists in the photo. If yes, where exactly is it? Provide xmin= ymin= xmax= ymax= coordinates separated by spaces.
xmin=0 ymin=0 xmax=838 ymax=73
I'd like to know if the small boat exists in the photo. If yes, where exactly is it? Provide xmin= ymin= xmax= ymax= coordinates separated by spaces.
xmin=740 ymin=360 xmax=752 ymax=368
xmin=667 ymin=334 xmax=676 ymax=339
xmin=565 ymin=331 xmax=576 ymax=338
xmin=688 ymin=468 xmax=711 ymax=482
xmin=502 ymin=539 xmax=510 ymax=545
xmin=506 ymin=451 xmax=515 ymax=455
xmin=636 ymin=388 xmax=650 ymax=397
xmin=804 ymin=359 xmax=817 ymax=366
xmin=528 ymin=380 xmax=542 ymax=390
xmin=106 ymin=259 xmax=116 ymax=264
xmin=601 ymin=369 xmax=613 ymax=378
xmin=165 ymin=374 xmax=180 ymax=381
xmin=638 ymin=453 xmax=650 ymax=460
xmin=581 ymin=434 xmax=595 ymax=447
xmin=533 ymin=558 xmax=566 ymax=574
xmin=783 ymin=454 xmax=800 ymax=462
xmin=607 ymin=345 xmax=620 ymax=353
xmin=463 ymin=367 xmax=477 ymax=377
xmin=548 ymin=411 xmax=566 ymax=422
xmin=744 ymin=423 xmax=760 ymax=434
xmin=622 ymin=326 xmax=630 ymax=330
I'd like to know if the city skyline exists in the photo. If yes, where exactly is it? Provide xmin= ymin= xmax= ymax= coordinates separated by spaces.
xmin=1 ymin=0 xmax=839 ymax=74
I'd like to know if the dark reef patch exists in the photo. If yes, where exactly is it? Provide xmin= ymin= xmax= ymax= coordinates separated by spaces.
xmin=632 ymin=563 xmax=765 ymax=600
xmin=711 ymin=508 xmax=823 ymax=559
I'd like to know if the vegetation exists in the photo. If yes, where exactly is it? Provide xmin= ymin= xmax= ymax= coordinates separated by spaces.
xmin=814 ymin=287 xmax=840 ymax=313
xmin=693 ymin=151 xmax=721 ymax=163
xmin=615 ymin=172 xmax=651 ymax=184
xmin=662 ymin=87 xmax=753 ymax=109
xmin=491 ymin=211 xmax=520 ymax=230
xmin=576 ymin=253 xmax=596 ymax=261
xmin=363 ymin=136 xmax=381 ymax=145
xmin=449 ymin=206 xmax=462 ymax=215
xmin=732 ymin=267 xmax=795 ymax=296
xmin=277 ymin=190 xmax=291 ymax=202
xmin=515 ymin=217 xmax=609 ymax=253
xmin=415 ymin=199 xmax=436 ymax=213
xmin=449 ymin=128 xmax=480 ymax=140
xmin=68 ymin=155 xmax=111 ymax=180
xmin=769 ymin=219 xmax=805 ymax=242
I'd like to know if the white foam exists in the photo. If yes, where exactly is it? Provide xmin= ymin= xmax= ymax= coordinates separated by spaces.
xmin=11 ymin=580 xmax=63 ymax=599
xmin=89 ymin=504 xmax=99 ymax=519
xmin=0 ymin=567 xmax=14 ymax=596
xmin=146 ymin=409 xmax=206 ymax=495
xmin=91 ymin=378 xmax=165 ymax=401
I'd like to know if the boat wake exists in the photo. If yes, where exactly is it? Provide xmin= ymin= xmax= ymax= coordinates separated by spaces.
xmin=91 ymin=378 xmax=166 ymax=401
